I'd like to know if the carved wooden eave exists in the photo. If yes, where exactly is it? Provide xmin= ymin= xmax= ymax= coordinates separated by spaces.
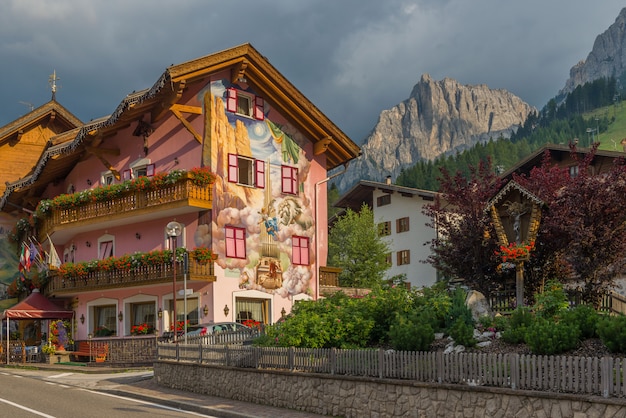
xmin=313 ymin=137 xmax=332 ymax=155
xmin=166 ymin=43 xmax=361 ymax=170
xmin=170 ymin=104 xmax=203 ymax=143
xmin=152 ymin=80 xmax=186 ymax=123
xmin=231 ymin=60 xmax=249 ymax=84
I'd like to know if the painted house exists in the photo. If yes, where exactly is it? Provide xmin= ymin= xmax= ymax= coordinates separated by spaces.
xmin=0 ymin=44 xmax=360 ymax=342
xmin=334 ymin=179 xmax=439 ymax=289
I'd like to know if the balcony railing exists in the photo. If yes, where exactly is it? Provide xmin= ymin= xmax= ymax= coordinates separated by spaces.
xmin=39 ymin=175 xmax=213 ymax=238
xmin=46 ymin=258 xmax=215 ymax=294
xmin=319 ymin=266 xmax=341 ymax=287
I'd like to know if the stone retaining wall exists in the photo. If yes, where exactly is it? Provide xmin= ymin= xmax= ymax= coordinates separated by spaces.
xmin=155 ymin=360 xmax=626 ymax=417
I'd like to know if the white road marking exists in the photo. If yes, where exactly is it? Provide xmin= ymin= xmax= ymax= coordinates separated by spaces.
xmin=82 ymin=389 xmax=217 ymax=417
xmin=0 ymin=396 xmax=56 ymax=417
xmin=49 ymin=372 xmax=74 ymax=378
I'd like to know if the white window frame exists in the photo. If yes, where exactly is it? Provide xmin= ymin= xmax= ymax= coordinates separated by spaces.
xmin=101 ymin=171 xmax=115 ymax=186
xmin=124 ymin=158 xmax=154 ymax=180
xmin=226 ymin=87 xmax=264 ymax=120
xmin=228 ymin=154 xmax=265 ymax=188
xmin=98 ymin=234 xmax=115 ymax=260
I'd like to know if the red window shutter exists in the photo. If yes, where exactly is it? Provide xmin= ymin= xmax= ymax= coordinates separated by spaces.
xmin=226 ymin=88 xmax=238 ymax=113
xmin=254 ymin=96 xmax=264 ymax=120
xmin=146 ymin=164 xmax=155 ymax=177
xmin=282 ymin=166 xmax=297 ymax=194
xmin=293 ymin=236 xmax=309 ymax=265
xmin=228 ymin=154 xmax=238 ymax=183
xmin=255 ymin=160 xmax=265 ymax=189
xmin=235 ymin=228 xmax=246 ymax=258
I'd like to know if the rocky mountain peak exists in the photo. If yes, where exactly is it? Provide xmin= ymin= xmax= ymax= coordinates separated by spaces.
xmin=560 ymin=7 xmax=626 ymax=96
xmin=334 ymin=74 xmax=535 ymax=192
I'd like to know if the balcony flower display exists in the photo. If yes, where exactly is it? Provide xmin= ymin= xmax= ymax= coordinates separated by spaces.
xmin=497 ymin=241 xmax=535 ymax=262
xmin=190 ymin=246 xmax=214 ymax=264
xmin=56 ymin=247 xmax=206 ymax=279
xmin=35 ymin=167 xmax=215 ymax=217
xmin=130 ymin=323 xmax=155 ymax=335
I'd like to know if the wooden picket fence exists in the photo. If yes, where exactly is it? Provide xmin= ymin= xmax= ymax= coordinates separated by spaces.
xmin=158 ymin=344 xmax=626 ymax=398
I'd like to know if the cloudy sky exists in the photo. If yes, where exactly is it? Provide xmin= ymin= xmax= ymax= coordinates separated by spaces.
xmin=0 ymin=1 xmax=624 ymax=143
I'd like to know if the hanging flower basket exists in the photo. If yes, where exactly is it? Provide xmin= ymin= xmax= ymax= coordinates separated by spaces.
xmin=497 ymin=241 xmax=535 ymax=262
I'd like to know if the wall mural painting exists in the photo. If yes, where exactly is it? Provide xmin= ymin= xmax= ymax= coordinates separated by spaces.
xmin=0 ymin=213 xmax=19 ymax=287
xmin=194 ymin=80 xmax=314 ymax=299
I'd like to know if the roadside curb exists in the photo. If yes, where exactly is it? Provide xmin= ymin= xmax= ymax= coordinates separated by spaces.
xmin=100 ymin=388 xmax=259 ymax=418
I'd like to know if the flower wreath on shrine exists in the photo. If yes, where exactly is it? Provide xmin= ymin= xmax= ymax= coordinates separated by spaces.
xmin=497 ymin=241 xmax=535 ymax=263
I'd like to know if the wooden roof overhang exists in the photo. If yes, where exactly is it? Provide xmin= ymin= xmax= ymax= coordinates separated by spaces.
xmin=166 ymin=43 xmax=361 ymax=170
xmin=0 ymin=43 xmax=360 ymax=213
xmin=0 ymin=101 xmax=83 ymax=145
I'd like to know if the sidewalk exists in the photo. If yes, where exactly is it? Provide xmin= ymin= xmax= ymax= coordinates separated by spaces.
xmin=8 ymin=363 xmax=331 ymax=418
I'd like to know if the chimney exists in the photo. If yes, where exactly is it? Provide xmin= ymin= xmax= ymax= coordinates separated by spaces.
xmin=385 ymin=176 xmax=392 ymax=185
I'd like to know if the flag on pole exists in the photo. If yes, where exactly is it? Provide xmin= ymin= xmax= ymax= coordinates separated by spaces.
xmin=28 ymin=237 xmax=46 ymax=272
xmin=18 ymin=243 xmax=25 ymax=272
xmin=23 ymin=242 xmax=31 ymax=272
xmin=46 ymin=234 xmax=61 ymax=269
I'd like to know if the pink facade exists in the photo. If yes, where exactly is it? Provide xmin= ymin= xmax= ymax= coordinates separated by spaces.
xmin=1 ymin=44 xmax=359 ymax=342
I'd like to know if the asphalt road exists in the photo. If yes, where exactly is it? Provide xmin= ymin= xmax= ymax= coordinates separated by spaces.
xmin=0 ymin=369 xmax=216 ymax=417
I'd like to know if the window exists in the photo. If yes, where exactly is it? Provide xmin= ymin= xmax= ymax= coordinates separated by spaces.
xmin=228 ymin=154 xmax=265 ymax=188
xmin=93 ymin=305 xmax=117 ymax=335
xmin=101 ymin=171 xmax=115 ymax=186
xmin=377 ymin=194 xmax=391 ymax=207
xmin=168 ymin=297 xmax=199 ymax=325
xmin=124 ymin=158 xmax=155 ymax=180
xmin=397 ymin=250 xmax=410 ymax=266
xmin=396 ymin=217 xmax=410 ymax=233
xmin=378 ymin=221 xmax=391 ymax=236
xmin=281 ymin=165 xmax=298 ymax=195
xmin=98 ymin=234 xmax=115 ymax=260
xmin=226 ymin=87 xmax=264 ymax=120
xmin=385 ymin=253 xmax=392 ymax=266
xmin=569 ymin=165 xmax=579 ymax=178
xmin=131 ymin=302 xmax=156 ymax=331
xmin=225 ymin=226 xmax=246 ymax=259
xmin=292 ymin=236 xmax=310 ymax=265
xmin=235 ymin=298 xmax=269 ymax=324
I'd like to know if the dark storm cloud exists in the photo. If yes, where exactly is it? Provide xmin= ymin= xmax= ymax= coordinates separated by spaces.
xmin=0 ymin=0 xmax=623 ymax=143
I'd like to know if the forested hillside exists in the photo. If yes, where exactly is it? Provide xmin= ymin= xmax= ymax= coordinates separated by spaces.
xmin=396 ymin=78 xmax=623 ymax=191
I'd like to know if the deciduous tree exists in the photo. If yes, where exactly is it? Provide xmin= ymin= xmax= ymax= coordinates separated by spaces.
xmin=328 ymin=204 xmax=390 ymax=289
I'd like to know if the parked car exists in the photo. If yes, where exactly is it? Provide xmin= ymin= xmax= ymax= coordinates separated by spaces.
xmin=184 ymin=322 xmax=252 ymax=338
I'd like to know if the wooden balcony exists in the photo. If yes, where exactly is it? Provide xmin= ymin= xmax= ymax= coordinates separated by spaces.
xmin=319 ymin=266 xmax=341 ymax=287
xmin=39 ymin=175 xmax=213 ymax=243
xmin=46 ymin=258 xmax=216 ymax=295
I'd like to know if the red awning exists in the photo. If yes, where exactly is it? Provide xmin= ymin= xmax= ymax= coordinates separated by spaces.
xmin=1 ymin=289 xmax=73 ymax=320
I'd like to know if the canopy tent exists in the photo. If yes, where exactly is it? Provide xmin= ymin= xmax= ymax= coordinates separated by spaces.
xmin=1 ymin=289 xmax=73 ymax=364
xmin=1 ymin=289 xmax=73 ymax=320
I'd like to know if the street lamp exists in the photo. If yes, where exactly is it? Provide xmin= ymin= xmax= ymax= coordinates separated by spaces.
xmin=166 ymin=221 xmax=182 ymax=342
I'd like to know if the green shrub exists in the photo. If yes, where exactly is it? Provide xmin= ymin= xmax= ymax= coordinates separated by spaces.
xmin=525 ymin=317 xmax=580 ymax=355
xmin=500 ymin=307 xmax=533 ymax=344
xmin=597 ymin=314 xmax=626 ymax=353
xmin=445 ymin=287 xmax=474 ymax=329
xmin=561 ymin=304 xmax=599 ymax=339
xmin=388 ymin=312 xmax=435 ymax=351
xmin=448 ymin=318 xmax=476 ymax=347
xmin=533 ymin=279 xmax=569 ymax=319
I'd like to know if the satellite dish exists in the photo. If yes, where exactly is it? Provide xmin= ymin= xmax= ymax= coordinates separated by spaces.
xmin=166 ymin=221 xmax=182 ymax=237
